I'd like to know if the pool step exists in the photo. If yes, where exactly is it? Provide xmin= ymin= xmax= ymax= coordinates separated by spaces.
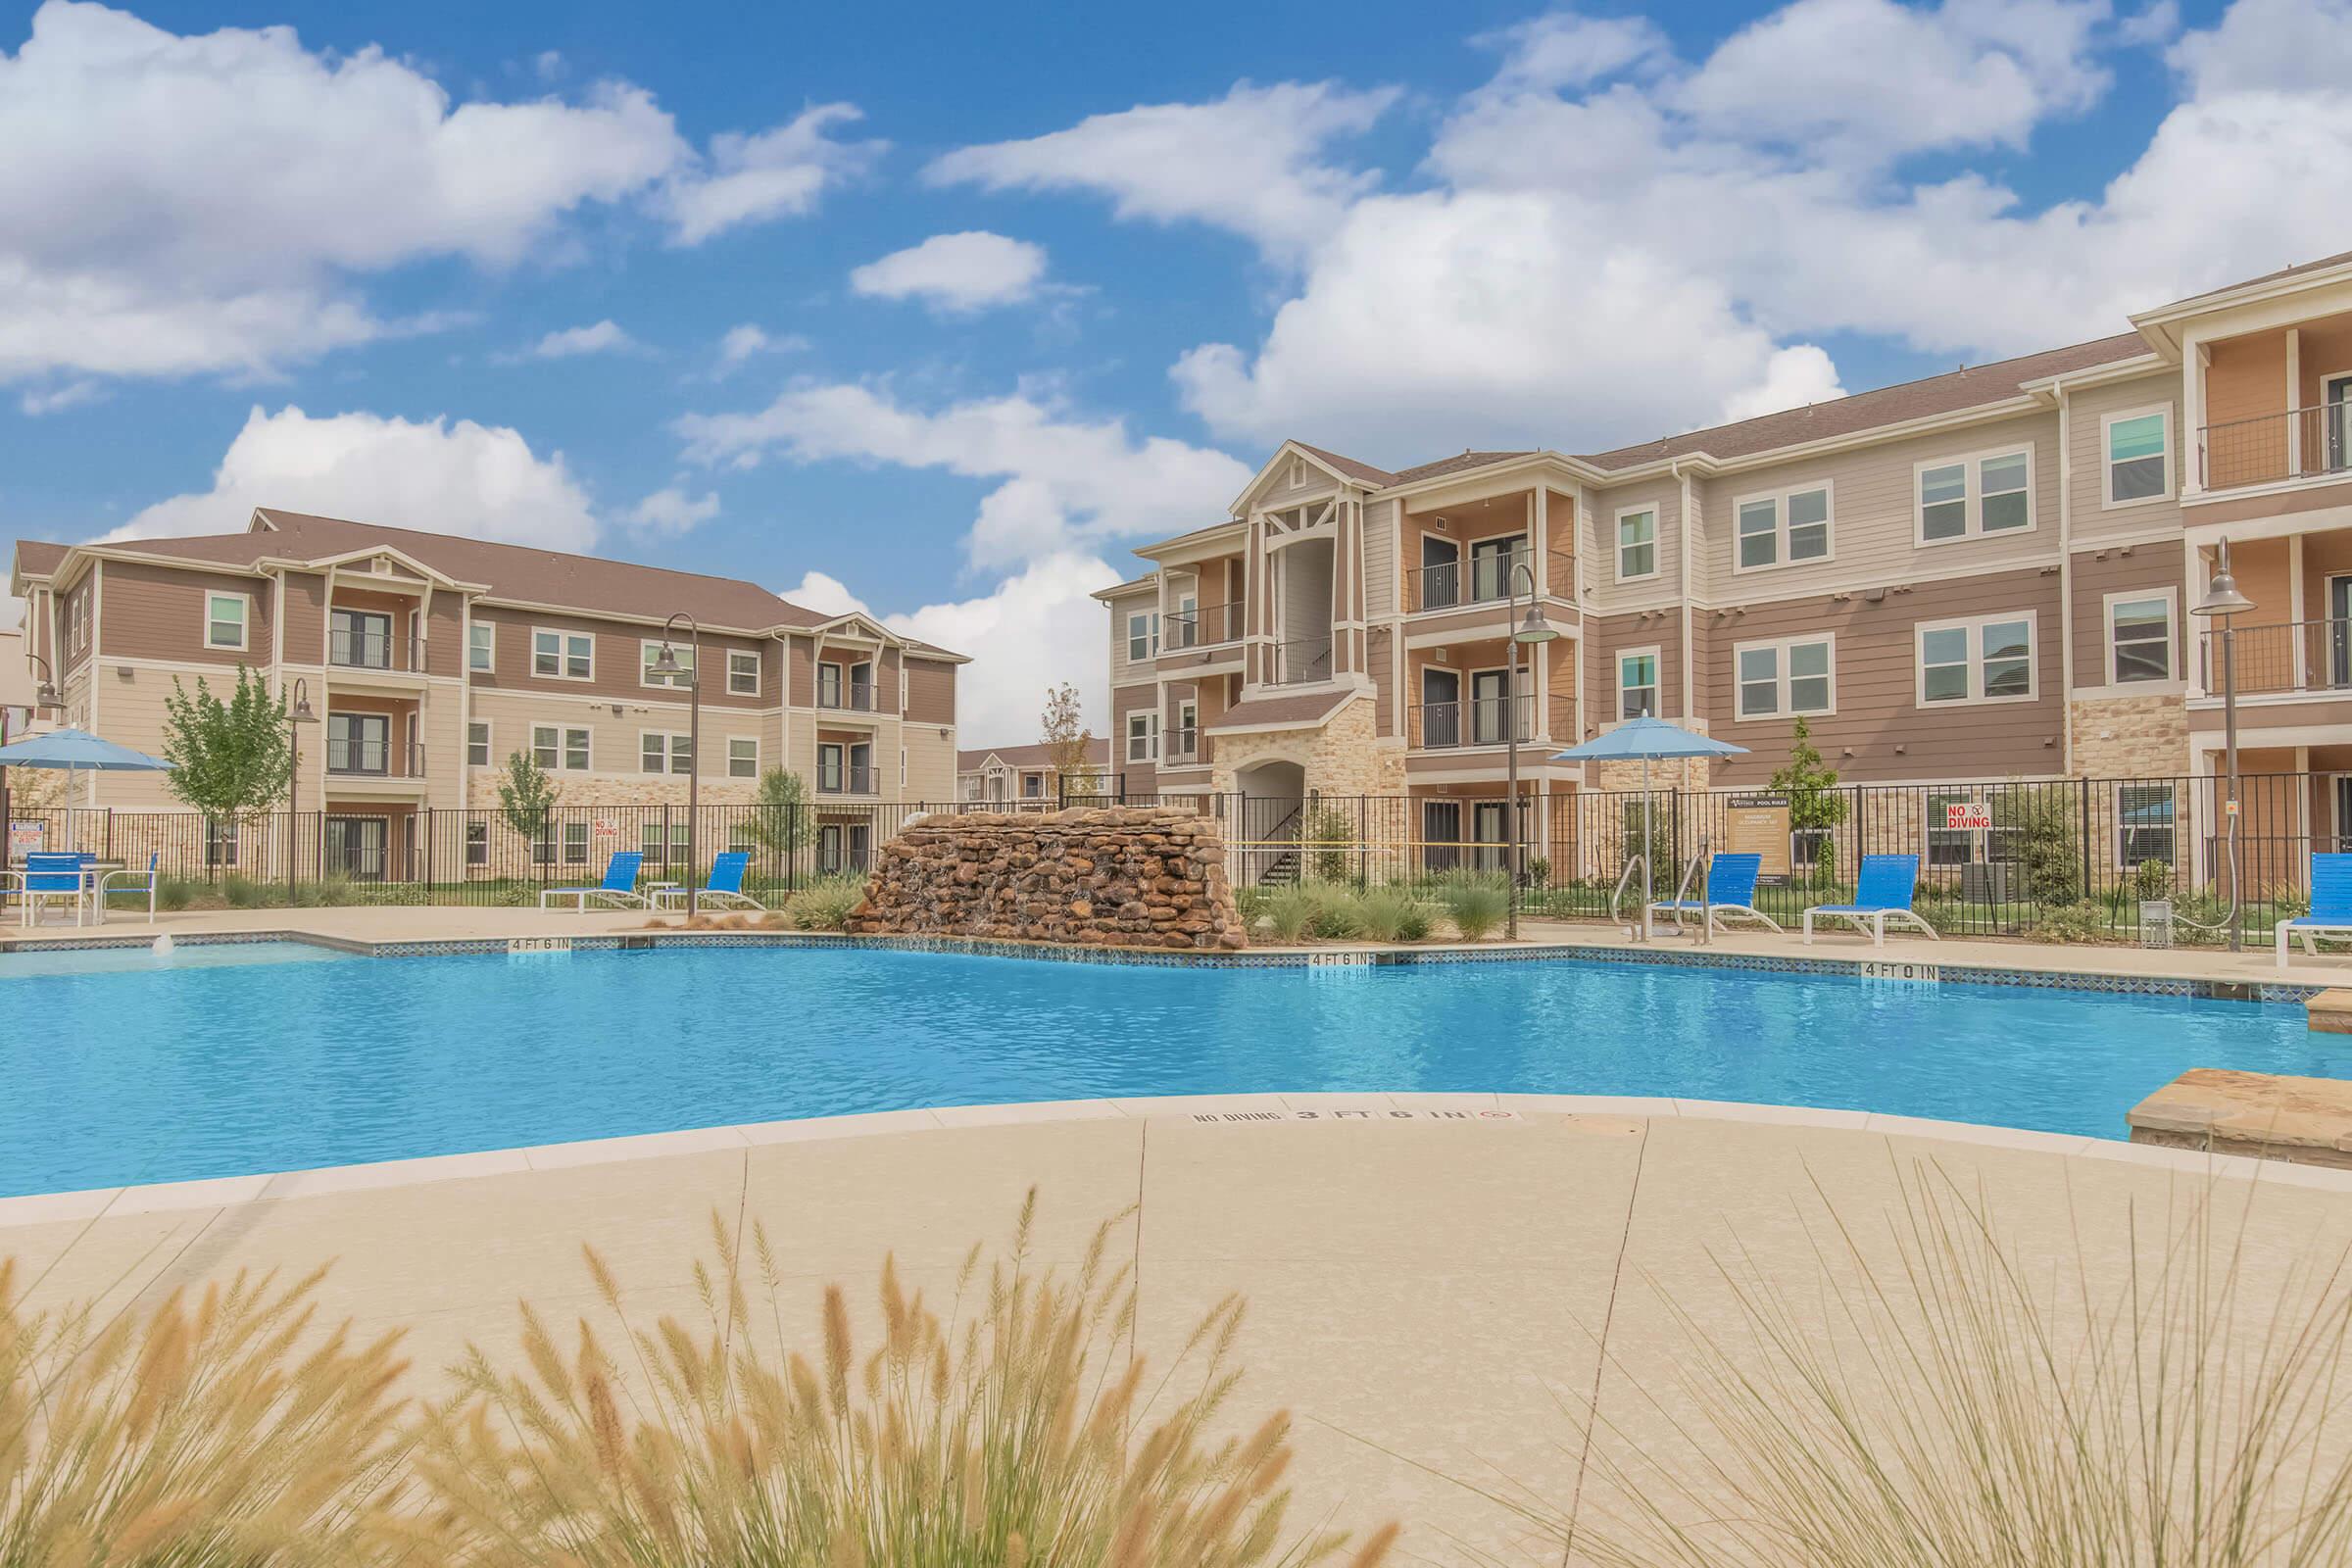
xmin=2309 ymin=988 xmax=2352 ymax=1034
xmin=2128 ymin=1067 xmax=2352 ymax=1168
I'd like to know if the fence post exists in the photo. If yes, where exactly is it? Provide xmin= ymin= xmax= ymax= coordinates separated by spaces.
xmin=2078 ymin=777 xmax=2092 ymax=906
xmin=107 ymin=807 xmax=116 ymax=860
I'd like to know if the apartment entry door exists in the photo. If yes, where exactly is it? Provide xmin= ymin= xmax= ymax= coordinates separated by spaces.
xmin=324 ymin=816 xmax=388 ymax=881
xmin=1420 ymin=534 xmax=1459 ymax=611
xmin=2331 ymin=574 xmax=2352 ymax=690
xmin=2327 ymin=372 xmax=2352 ymax=471
xmin=1469 ymin=667 xmax=1512 ymax=746
xmin=1420 ymin=666 xmax=1460 ymax=748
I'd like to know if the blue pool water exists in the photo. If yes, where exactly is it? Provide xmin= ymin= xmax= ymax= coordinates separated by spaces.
xmin=0 ymin=944 xmax=2342 ymax=1197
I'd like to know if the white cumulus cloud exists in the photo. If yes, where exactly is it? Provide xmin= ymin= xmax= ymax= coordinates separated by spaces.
xmin=655 ymin=104 xmax=882 ymax=246
xmin=518 ymin=319 xmax=639 ymax=360
xmin=849 ymin=231 xmax=1050 ymax=314
xmin=623 ymin=484 xmax=720 ymax=535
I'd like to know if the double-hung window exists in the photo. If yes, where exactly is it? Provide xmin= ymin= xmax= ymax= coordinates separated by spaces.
xmin=1918 ymin=614 xmax=2036 ymax=705
xmin=1734 ymin=484 xmax=1831 ymax=570
xmin=465 ymin=822 xmax=488 ymax=866
xmin=640 ymin=732 xmax=690 ymax=774
xmin=1617 ymin=649 xmax=1659 ymax=720
xmin=1918 ymin=449 xmax=2034 ymax=543
xmin=2107 ymin=592 xmax=2176 ymax=684
xmin=2117 ymin=783 xmax=2178 ymax=870
xmin=1126 ymin=611 xmax=1159 ymax=662
xmin=641 ymin=639 xmax=694 ymax=689
xmin=467 ymin=622 xmax=495 ymax=672
xmin=466 ymin=721 xmax=490 ymax=767
xmin=726 ymin=650 xmax=759 ymax=695
xmin=1125 ymin=711 xmax=1158 ymax=762
xmin=1734 ymin=636 xmax=1835 ymax=720
xmin=204 ymin=592 xmax=249 ymax=651
xmin=727 ymin=737 xmax=758 ymax=777
xmin=2104 ymin=409 xmax=2172 ymax=506
xmin=533 ymin=629 xmax=592 ymax=679
xmin=1615 ymin=508 xmax=1656 ymax=581
xmin=533 ymin=724 xmax=590 ymax=771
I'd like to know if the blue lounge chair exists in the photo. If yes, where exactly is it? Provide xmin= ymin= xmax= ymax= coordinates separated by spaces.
xmin=97 ymin=853 xmax=159 ymax=925
xmin=1802 ymin=854 xmax=1937 ymax=947
xmin=2278 ymin=853 xmax=2352 ymax=967
xmin=540 ymin=850 xmax=647 ymax=910
xmin=1651 ymin=852 xmax=1783 ymax=935
xmin=652 ymin=852 xmax=767 ymax=911
xmin=16 ymin=852 xmax=91 ymax=928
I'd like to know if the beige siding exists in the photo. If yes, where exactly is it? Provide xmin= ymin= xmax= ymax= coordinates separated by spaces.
xmin=1106 ymin=586 xmax=1158 ymax=686
xmin=1362 ymin=499 xmax=1396 ymax=618
xmin=1584 ymin=476 xmax=1684 ymax=615
xmin=2068 ymin=370 xmax=2184 ymax=542
xmin=464 ymin=689 xmax=772 ymax=800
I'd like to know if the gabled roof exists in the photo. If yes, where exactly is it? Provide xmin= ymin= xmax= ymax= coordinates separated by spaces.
xmin=1290 ymin=442 xmax=1398 ymax=487
xmin=2151 ymin=247 xmax=2352 ymax=313
xmin=1390 ymin=450 xmax=1537 ymax=484
xmin=957 ymin=737 xmax=1111 ymax=772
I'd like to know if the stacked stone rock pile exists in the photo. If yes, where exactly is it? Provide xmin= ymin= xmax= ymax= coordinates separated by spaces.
xmin=846 ymin=808 xmax=1249 ymax=950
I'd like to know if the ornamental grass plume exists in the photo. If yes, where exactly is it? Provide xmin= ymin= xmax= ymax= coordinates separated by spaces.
xmin=1490 ymin=1162 xmax=2352 ymax=1568
xmin=416 ymin=1189 xmax=1396 ymax=1568
xmin=0 ymin=1256 xmax=415 ymax=1566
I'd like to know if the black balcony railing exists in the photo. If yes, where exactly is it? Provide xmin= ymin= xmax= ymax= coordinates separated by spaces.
xmin=1265 ymin=635 xmax=1334 ymax=686
xmin=817 ymin=684 xmax=877 ymax=712
xmin=2200 ymin=405 xmax=2352 ymax=491
xmin=817 ymin=765 xmax=880 ymax=795
xmin=1409 ymin=549 xmax=1529 ymax=612
xmin=2199 ymin=619 xmax=2352 ymax=697
xmin=1410 ymin=694 xmax=1535 ymax=750
xmin=326 ymin=739 xmax=425 ymax=777
xmin=329 ymin=628 xmax=425 ymax=671
xmin=1164 ymin=725 xmax=1200 ymax=761
xmin=1165 ymin=601 xmax=1243 ymax=649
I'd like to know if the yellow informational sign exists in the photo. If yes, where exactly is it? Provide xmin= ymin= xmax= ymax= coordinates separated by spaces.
xmin=1723 ymin=793 xmax=1793 ymax=882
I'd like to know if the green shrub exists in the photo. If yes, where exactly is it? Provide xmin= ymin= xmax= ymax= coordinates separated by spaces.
xmin=1264 ymin=884 xmax=1318 ymax=943
xmin=2026 ymin=900 xmax=2111 ymax=945
xmin=1523 ymin=856 xmax=1552 ymax=888
xmin=286 ymin=873 xmax=360 ymax=908
xmin=1442 ymin=875 xmax=1510 ymax=941
xmin=220 ymin=872 xmax=281 ymax=909
xmin=783 ymin=875 xmax=864 ymax=932
xmin=1233 ymin=883 xmax=1269 ymax=933
xmin=154 ymin=873 xmax=199 ymax=912
xmin=1305 ymin=883 xmax=1365 ymax=941
xmin=1996 ymin=782 xmax=2082 ymax=906
xmin=2131 ymin=858 xmax=2174 ymax=901
xmin=1303 ymin=804 xmax=1357 ymax=884
xmin=1358 ymin=886 xmax=1430 ymax=943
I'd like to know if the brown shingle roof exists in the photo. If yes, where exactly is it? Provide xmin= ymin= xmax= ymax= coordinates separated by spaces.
xmin=958 ymin=738 xmax=1110 ymax=771
xmin=1292 ymin=442 xmax=1399 ymax=487
xmin=1391 ymin=450 xmax=1537 ymax=483
xmin=13 ymin=541 xmax=65 ymax=578
xmin=1205 ymin=691 xmax=1354 ymax=730
xmin=1576 ymin=333 xmax=2153 ymax=471
xmin=2159 ymin=248 xmax=2352 ymax=310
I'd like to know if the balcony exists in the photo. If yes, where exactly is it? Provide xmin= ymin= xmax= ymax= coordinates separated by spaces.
xmin=1265 ymin=635 xmax=1334 ymax=686
xmin=326 ymin=738 xmax=425 ymax=778
xmin=329 ymin=628 xmax=425 ymax=672
xmin=2199 ymin=619 xmax=2352 ymax=698
xmin=2199 ymin=405 xmax=2352 ymax=493
xmin=1409 ymin=694 xmax=1535 ymax=750
xmin=816 ymin=683 xmax=877 ymax=713
xmin=1163 ymin=724 xmax=1200 ymax=762
xmin=1409 ymin=549 xmax=1533 ymax=613
xmin=817 ymin=764 xmax=879 ymax=796
xmin=1165 ymin=600 xmax=1242 ymax=650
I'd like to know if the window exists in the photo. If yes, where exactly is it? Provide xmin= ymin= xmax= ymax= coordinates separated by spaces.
xmin=563 ymin=821 xmax=590 ymax=865
xmin=1617 ymin=648 xmax=1659 ymax=720
xmin=1126 ymin=611 xmax=1159 ymax=662
xmin=1917 ymin=449 xmax=2034 ymax=543
xmin=465 ymin=822 xmax=488 ymax=866
xmin=641 ymin=732 xmax=691 ymax=774
xmin=726 ymin=650 xmax=760 ymax=696
xmin=1734 ymin=484 xmax=1831 ymax=571
xmin=1734 ymin=636 xmax=1835 ymax=720
xmin=204 ymin=816 xmax=239 ymax=867
xmin=533 ymin=724 xmax=590 ymax=770
xmin=204 ymin=592 xmax=248 ymax=651
xmin=1125 ymin=711 xmax=1158 ymax=762
xmin=326 ymin=712 xmax=389 ymax=774
xmin=640 ymin=820 xmax=691 ymax=866
xmin=1023 ymin=771 xmax=1044 ymax=799
xmin=817 ymin=662 xmax=841 ymax=708
xmin=1918 ymin=614 xmax=2036 ymax=706
xmin=2107 ymin=591 xmax=2176 ymax=685
xmin=642 ymin=639 xmax=695 ymax=689
xmin=2104 ymin=408 xmax=2172 ymax=506
xmin=1615 ymin=508 xmax=1656 ymax=581
xmin=2117 ymin=783 xmax=2177 ymax=870
xmin=468 ymin=623 xmax=495 ymax=672
xmin=466 ymin=721 xmax=490 ymax=767
xmin=728 ymin=737 xmax=757 ymax=778
xmin=533 ymin=629 xmax=592 ymax=679
xmin=1925 ymin=790 xmax=1979 ymax=867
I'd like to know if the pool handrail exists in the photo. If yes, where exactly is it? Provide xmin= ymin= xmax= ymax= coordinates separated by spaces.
xmin=540 ymin=851 xmax=649 ymax=910
xmin=2277 ymin=853 xmax=2352 ymax=967
xmin=1801 ymin=854 xmax=1937 ymax=948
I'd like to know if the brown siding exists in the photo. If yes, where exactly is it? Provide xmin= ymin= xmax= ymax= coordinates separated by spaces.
xmin=464 ymin=605 xmax=768 ymax=708
xmin=283 ymin=571 xmax=325 ymax=663
xmin=788 ymin=636 xmax=815 ymax=706
xmin=2301 ymin=316 xmax=2352 ymax=408
xmin=1110 ymin=682 xmax=1155 ymax=793
xmin=904 ymin=656 xmax=956 ymax=724
xmin=1705 ymin=567 xmax=2066 ymax=786
xmin=2070 ymin=548 xmax=2182 ymax=689
xmin=424 ymin=595 xmax=466 ymax=678
xmin=99 ymin=560 xmax=273 ymax=667
xmin=2207 ymin=329 xmax=2289 ymax=428
xmin=1585 ymin=611 xmax=1683 ymax=728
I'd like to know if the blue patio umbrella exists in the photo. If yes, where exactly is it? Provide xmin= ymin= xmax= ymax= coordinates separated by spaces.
xmin=0 ymin=728 xmax=174 ymax=852
xmin=1552 ymin=717 xmax=1747 ymax=933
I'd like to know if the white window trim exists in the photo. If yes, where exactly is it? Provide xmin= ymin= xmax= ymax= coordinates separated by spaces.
xmin=1914 ymin=611 xmax=2039 ymax=708
xmin=1731 ymin=633 xmax=1838 ymax=721
xmin=1913 ymin=445 xmax=2037 ymax=547
xmin=1616 ymin=644 xmax=1662 ymax=721
xmin=466 ymin=719 xmax=491 ymax=768
xmin=1125 ymin=610 xmax=1160 ymax=662
xmin=638 ymin=729 xmax=692 ymax=775
xmin=1730 ymin=480 xmax=1835 ymax=575
xmin=2101 ymin=404 xmax=2175 ymax=511
xmin=202 ymin=590 xmax=252 ymax=652
xmin=2102 ymin=586 xmax=2180 ymax=688
xmin=532 ymin=626 xmax=594 ymax=682
xmin=639 ymin=637 xmax=696 ymax=691
xmin=725 ymin=648 xmax=760 ymax=697
xmin=726 ymin=735 xmax=760 ymax=777
xmin=467 ymin=620 xmax=496 ymax=673
xmin=1125 ymin=710 xmax=1158 ymax=762
xmin=1613 ymin=504 xmax=1659 ymax=584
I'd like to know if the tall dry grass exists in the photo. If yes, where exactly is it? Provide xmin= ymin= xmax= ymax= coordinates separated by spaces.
xmin=1499 ymin=1163 xmax=2352 ymax=1567
xmin=0 ymin=1256 xmax=414 ymax=1565
xmin=414 ymin=1189 xmax=1396 ymax=1568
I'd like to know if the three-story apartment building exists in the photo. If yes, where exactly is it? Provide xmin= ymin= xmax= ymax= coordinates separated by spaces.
xmin=11 ymin=509 xmax=963 ymax=875
xmin=1099 ymin=249 xmax=2352 ymax=863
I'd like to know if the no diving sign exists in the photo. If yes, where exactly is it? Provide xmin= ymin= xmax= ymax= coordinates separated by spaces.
xmin=1190 ymin=1106 xmax=1523 ymax=1125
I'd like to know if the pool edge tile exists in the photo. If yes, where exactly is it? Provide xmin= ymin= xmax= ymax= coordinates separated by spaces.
xmin=734 ymin=1108 xmax=947 ymax=1145
xmin=926 ymin=1099 xmax=1129 ymax=1128
xmin=1866 ymin=1112 xmax=2099 ymax=1158
xmin=1676 ymin=1099 xmax=1874 ymax=1131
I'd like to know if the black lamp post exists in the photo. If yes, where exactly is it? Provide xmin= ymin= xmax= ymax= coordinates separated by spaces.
xmin=651 ymin=613 xmax=702 ymax=916
xmin=285 ymin=677 xmax=316 ymax=902
xmin=2190 ymin=537 xmax=2255 ymax=952
xmin=1504 ymin=558 xmax=1558 ymax=941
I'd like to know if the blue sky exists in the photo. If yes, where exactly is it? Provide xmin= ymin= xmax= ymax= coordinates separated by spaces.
xmin=3 ymin=0 xmax=2344 ymax=740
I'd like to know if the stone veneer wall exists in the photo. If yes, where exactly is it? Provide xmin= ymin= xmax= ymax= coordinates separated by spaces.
xmin=2070 ymin=693 xmax=2191 ymax=778
xmin=847 ymin=807 xmax=1249 ymax=950
xmin=1208 ymin=693 xmax=1403 ymax=797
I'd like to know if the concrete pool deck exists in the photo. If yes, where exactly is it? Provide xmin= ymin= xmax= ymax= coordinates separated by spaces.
xmin=4 ymin=1096 xmax=2349 ymax=1555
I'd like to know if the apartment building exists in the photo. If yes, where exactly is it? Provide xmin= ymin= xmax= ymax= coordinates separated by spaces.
xmin=957 ymin=738 xmax=1111 ymax=805
xmin=10 ymin=509 xmax=963 ymax=873
xmin=1098 ymin=249 xmax=2352 ymax=858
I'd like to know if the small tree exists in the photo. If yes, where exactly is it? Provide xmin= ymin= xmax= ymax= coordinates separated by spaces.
xmin=1040 ymin=682 xmax=1100 ymax=798
xmin=495 ymin=749 xmax=561 ymax=852
xmin=1769 ymin=714 xmax=1848 ymax=886
xmin=1998 ymin=782 xmax=2083 ymax=907
xmin=745 ymin=766 xmax=808 ymax=858
xmin=161 ymin=668 xmax=291 ymax=868
xmin=1303 ymin=803 xmax=1357 ymax=883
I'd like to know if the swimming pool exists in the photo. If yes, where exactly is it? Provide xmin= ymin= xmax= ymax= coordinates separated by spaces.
xmin=1 ymin=943 xmax=2340 ymax=1196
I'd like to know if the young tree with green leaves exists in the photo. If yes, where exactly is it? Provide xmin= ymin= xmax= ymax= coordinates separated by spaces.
xmin=1768 ymin=714 xmax=1848 ymax=885
xmin=1040 ymin=682 xmax=1099 ymax=798
xmin=745 ymin=766 xmax=808 ymax=857
xmin=495 ymin=749 xmax=561 ymax=850
xmin=160 ymin=668 xmax=292 ymax=860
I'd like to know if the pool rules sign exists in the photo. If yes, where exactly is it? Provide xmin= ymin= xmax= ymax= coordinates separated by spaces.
xmin=1724 ymin=794 xmax=1793 ymax=883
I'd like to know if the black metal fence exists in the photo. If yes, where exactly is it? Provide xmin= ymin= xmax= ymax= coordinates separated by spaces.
xmin=1068 ymin=773 xmax=2340 ymax=943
